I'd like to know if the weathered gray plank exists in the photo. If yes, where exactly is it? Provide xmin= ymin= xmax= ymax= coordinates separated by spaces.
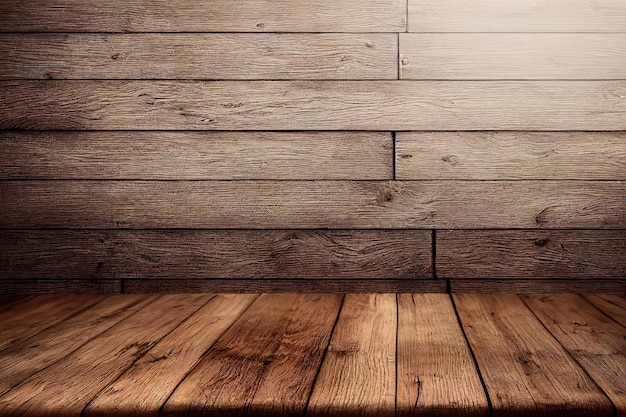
xmin=396 ymin=132 xmax=626 ymax=180
xmin=437 ymin=230 xmax=626 ymax=278
xmin=0 ymin=230 xmax=433 ymax=279
xmin=1 ymin=81 xmax=624 ymax=131
xmin=0 ymin=280 xmax=120 ymax=295
xmin=123 ymin=279 xmax=447 ymax=294
xmin=0 ymin=0 xmax=407 ymax=32
xmin=1 ymin=180 xmax=622 ymax=229
xmin=450 ymin=279 xmax=626 ymax=295
xmin=0 ymin=34 xmax=397 ymax=80
xmin=0 ymin=131 xmax=392 ymax=180
xmin=408 ymin=0 xmax=626 ymax=32
xmin=400 ymin=34 xmax=626 ymax=80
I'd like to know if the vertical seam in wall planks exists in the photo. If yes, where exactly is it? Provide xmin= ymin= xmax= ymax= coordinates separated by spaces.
xmin=432 ymin=230 xmax=437 ymax=280
xmin=519 ymin=295 xmax=619 ymax=416
xmin=405 ymin=0 xmax=409 ymax=32
xmin=450 ymin=294 xmax=494 ymax=415
xmin=392 ymin=132 xmax=397 ymax=180
xmin=397 ymin=32 xmax=401 ymax=79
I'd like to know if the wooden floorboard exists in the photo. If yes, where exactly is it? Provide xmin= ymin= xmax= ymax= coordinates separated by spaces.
xmin=0 ymin=294 xmax=211 ymax=416
xmin=522 ymin=294 xmax=626 ymax=415
xmin=0 ymin=131 xmax=393 ymax=180
xmin=308 ymin=294 xmax=396 ymax=417
xmin=397 ymin=294 xmax=488 ymax=417
xmin=0 ymin=294 xmax=104 ymax=352
xmin=453 ymin=294 xmax=614 ymax=416
xmin=0 ymin=0 xmax=407 ymax=32
xmin=395 ymin=132 xmax=626 ymax=180
xmin=0 ymin=230 xmax=432 ymax=279
xmin=84 ymin=294 xmax=257 ymax=417
xmin=583 ymin=294 xmax=626 ymax=327
xmin=0 ymin=294 xmax=624 ymax=416
xmin=407 ymin=0 xmax=626 ymax=32
xmin=1 ymin=81 xmax=625 ymax=131
xmin=161 ymin=294 xmax=342 ymax=417
xmin=0 ymin=295 xmax=155 ymax=396
xmin=0 ymin=34 xmax=397 ymax=80
xmin=1 ymin=180 xmax=623 ymax=229
xmin=400 ymin=34 xmax=626 ymax=80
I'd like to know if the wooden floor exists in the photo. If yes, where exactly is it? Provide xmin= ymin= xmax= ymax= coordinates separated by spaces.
xmin=0 ymin=293 xmax=624 ymax=416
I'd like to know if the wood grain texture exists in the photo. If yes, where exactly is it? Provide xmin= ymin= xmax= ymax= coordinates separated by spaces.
xmin=523 ymin=294 xmax=626 ymax=415
xmin=408 ymin=0 xmax=626 ymax=32
xmin=397 ymin=294 xmax=488 ymax=417
xmin=0 ymin=279 xmax=120 ymax=294
xmin=0 ymin=34 xmax=397 ymax=80
xmin=124 ymin=279 xmax=447 ymax=294
xmin=308 ymin=294 xmax=396 ymax=417
xmin=1 ymin=180 xmax=623 ymax=229
xmin=0 ymin=294 xmax=210 ymax=417
xmin=0 ymin=295 xmax=155 ymax=396
xmin=85 ymin=294 xmax=257 ymax=417
xmin=583 ymin=294 xmax=626 ymax=327
xmin=0 ymin=294 xmax=103 ymax=352
xmin=396 ymin=132 xmax=626 ymax=180
xmin=453 ymin=294 xmax=613 ymax=417
xmin=162 ymin=294 xmax=342 ymax=417
xmin=400 ymin=34 xmax=626 ymax=80
xmin=0 ymin=131 xmax=393 ymax=180
xmin=0 ymin=230 xmax=432 ymax=279
xmin=437 ymin=230 xmax=626 ymax=278
xmin=1 ymin=81 xmax=625 ymax=131
xmin=0 ymin=0 xmax=407 ymax=32
xmin=450 ymin=279 xmax=626 ymax=295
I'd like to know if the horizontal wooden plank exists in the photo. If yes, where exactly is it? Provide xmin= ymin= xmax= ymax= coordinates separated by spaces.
xmin=1 ymin=81 xmax=624 ymax=131
xmin=0 ymin=280 xmax=120 ymax=294
xmin=0 ymin=0 xmax=407 ymax=32
xmin=0 ymin=131 xmax=392 ymax=180
xmin=124 ymin=279 xmax=447 ymax=293
xmin=450 ymin=279 xmax=626 ymax=295
xmin=0 ymin=230 xmax=433 ymax=279
xmin=400 ymin=34 xmax=626 ymax=80
xmin=438 ymin=230 xmax=626 ymax=278
xmin=408 ymin=0 xmax=626 ymax=32
xmin=1 ymin=180 xmax=623 ymax=229
xmin=396 ymin=132 xmax=626 ymax=180
xmin=0 ymin=34 xmax=397 ymax=80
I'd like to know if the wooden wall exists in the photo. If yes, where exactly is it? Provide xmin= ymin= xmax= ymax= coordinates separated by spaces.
xmin=0 ymin=0 xmax=624 ymax=294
